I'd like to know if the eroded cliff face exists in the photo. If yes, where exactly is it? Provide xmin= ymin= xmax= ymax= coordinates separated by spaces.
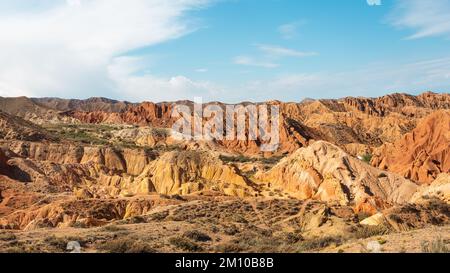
xmin=56 ymin=92 xmax=450 ymax=157
xmin=410 ymin=174 xmax=450 ymax=204
xmin=0 ymin=111 xmax=54 ymax=142
xmin=142 ymin=150 xmax=255 ymax=197
xmin=371 ymin=110 xmax=450 ymax=184
xmin=0 ymin=92 xmax=449 ymax=235
xmin=3 ymin=141 xmax=154 ymax=175
xmin=342 ymin=92 xmax=450 ymax=117
xmin=70 ymin=102 xmax=175 ymax=127
xmin=256 ymin=141 xmax=419 ymax=214
xmin=0 ymin=196 xmax=183 ymax=230
xmin=0 ymin=141 xmax=257 ymax=200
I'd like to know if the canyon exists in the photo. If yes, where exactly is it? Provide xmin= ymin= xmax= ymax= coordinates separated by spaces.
xmin=0 ymin=91 xmax=449 ymax=253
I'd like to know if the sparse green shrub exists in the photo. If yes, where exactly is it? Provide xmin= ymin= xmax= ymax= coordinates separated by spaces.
xmin=215 ymin=243 xmax=244 ymax=253
xmin=129 ymin=216 xmax=146 ymax=224
xmin=44 ymin=235 xmax=67 ymax=250
xmin=168 ymin=236 xmax=202 ymax=252
xmin=219 ymin=155 xmax=285 ymax=165
xmin=260 ymin=156 xmax=284 ymax=165
xmin=99 ymin=238 xmax=156 ymax=253
xmin=388 ymin=214 xmax=403 ymax=224
xmin=220 ymin=155 xmax=255 ymax=163
xmin=297 ymin=236 xmax=344 ymax=252
xmin=127 ymin=241 xmax=157 ymax=253
xmin=355 ymin=225 xmax=390 ymax=239
xmin=282 ymin=232 xmax=302 ymax=244
xmin=357 ymin=212 xmax=372 ymax=222
xmin=361 ymin=154 xmax=373 ymax=164
xmin=183 ymin=230 xmax=212 ymax=242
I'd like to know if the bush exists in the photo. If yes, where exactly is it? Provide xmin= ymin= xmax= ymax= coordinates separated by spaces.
xmin=230 ymin=214 xmax=248 ymax=224
xmin=215 ymin=243 xmax=244 ymax=253
xmin=357 ymin=212 xmax=372 ymax=222
xmin=220 ymin=155 xmax=255 ymax=163
xmin=127 ymin=241 xmax=157 ymax=253
xmin=297 ymin=236 xmax=343 ymax=252
xmin=260 ymin=156 xmax=284 ymax=165
xmin=223 ymin=225 xmax=240 ymax=236
xmin=219 ymin=155 xmax=284 ymax=165
xmin=421 ymin=237 xmax=449 ymax=253
xmin=355 ymin=225 xmax=389 ymax=239
xmin=99 ymin=238 xmax=156 ymax=253
xmin=44 ymin=235 xmax=67 ymax=251
xmin=100 ymin=225 xmax=126 ymax=232
xmin=282 ymin=232 xmax=303 ymax=244
xmin=361 ymin=154 xmax=373 ymax=164
xmin=150 ymin=211 xmax=169 ymax=221
xmin=183 ymin=230 xmax=212 ymax=242
xmin=129 ymin=216 xmax=146 ymax=224
xmin=169 ymin=236 xmax=202 ymax=252
xmin=388 ymin=214 xmax=403 ymax=224
xmin=0 ymin=232 xmax=17 ymax=241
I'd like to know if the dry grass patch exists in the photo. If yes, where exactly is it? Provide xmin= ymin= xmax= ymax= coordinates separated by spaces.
xmin=168 ymin=236 xmax=203 ymax=252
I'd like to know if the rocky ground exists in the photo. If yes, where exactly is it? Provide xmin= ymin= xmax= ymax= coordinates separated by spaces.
xmin=0 ymin=195 xmax=448 ymax=253
xmin=0 ymin=92 xmax=449 ymax=253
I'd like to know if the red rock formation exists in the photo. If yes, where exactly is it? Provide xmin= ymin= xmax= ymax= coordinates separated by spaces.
xmin=70 ymin=102 xmax=176 ymax=127
xmin=256 ymin=141 xmax=419 ymax=214
xmin=342 ymin=92 xmax=450 ymax=117
xmin=371 ymin=110 xmax=450 ymax=184
xmin=64 ymin=92 xmax=449 ymax=156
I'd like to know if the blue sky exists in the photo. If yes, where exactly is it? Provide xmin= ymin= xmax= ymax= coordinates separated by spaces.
xmin=0 ymin=0 xmax=449 ymax=102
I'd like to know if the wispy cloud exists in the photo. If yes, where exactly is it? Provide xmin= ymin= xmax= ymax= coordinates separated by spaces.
xmin=233 ymin=56 xmax=279 ymax=68
xmin=233 ymin=44 xmax=317 ymax=69
xmin=389 ymin=0 xmax=450 ymax=39
xmin=257 ymin=44 xmax=318 ymax=58
xmin=116 ymin=56 xmax=450 ymax=102
xmin=237 ymin=57 xmax=450 ymax=101
xmin=277 ymin=21 xmax=305 ymax=39
xmin=108 ymin=56 xmax=222 ymax=102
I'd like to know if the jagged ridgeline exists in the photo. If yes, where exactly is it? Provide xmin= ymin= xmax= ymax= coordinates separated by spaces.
xmin=0 ymin=92 xmax=449 ymax=253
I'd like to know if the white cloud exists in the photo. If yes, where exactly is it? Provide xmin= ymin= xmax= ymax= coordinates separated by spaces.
xmin=195 ymin=68 xmax=208 ymax=73
xmin=389 ymin=0 xmax=450 ymax=39
xmin=278 ymin=23 xmax=297 ymax=40
xmin=277 ymin=21 xmax=305 ymax=40
xmin=235 ymin=57 xmax=450 ymax=101
xmin=67 ymin=0 xmax=82 ymax=7
xmin=257 ymin=44 xmax=318 ymax=58
xmin=108 ymin=56 xmax=222 ymax=102
xmin=233 ymin=44 xmax=317 ymax=69
xmin=233 ymin=56 xmax=279 ymax=68
xmin=367 ymin=0 xmax=381 ymax=6
xmin=0 ymin=0 xmax=212 ymax=99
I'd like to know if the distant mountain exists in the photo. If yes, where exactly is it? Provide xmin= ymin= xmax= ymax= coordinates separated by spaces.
xmin=32 ymin=97 xmax=134 ymax=113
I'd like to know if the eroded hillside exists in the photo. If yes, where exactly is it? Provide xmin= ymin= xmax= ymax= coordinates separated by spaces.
xmin=0 ymin=92 xmax=449 ymax=253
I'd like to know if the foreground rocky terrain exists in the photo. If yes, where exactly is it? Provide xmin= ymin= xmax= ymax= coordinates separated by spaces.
xmin=0 ymin=91 xmax=449 ymax=253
